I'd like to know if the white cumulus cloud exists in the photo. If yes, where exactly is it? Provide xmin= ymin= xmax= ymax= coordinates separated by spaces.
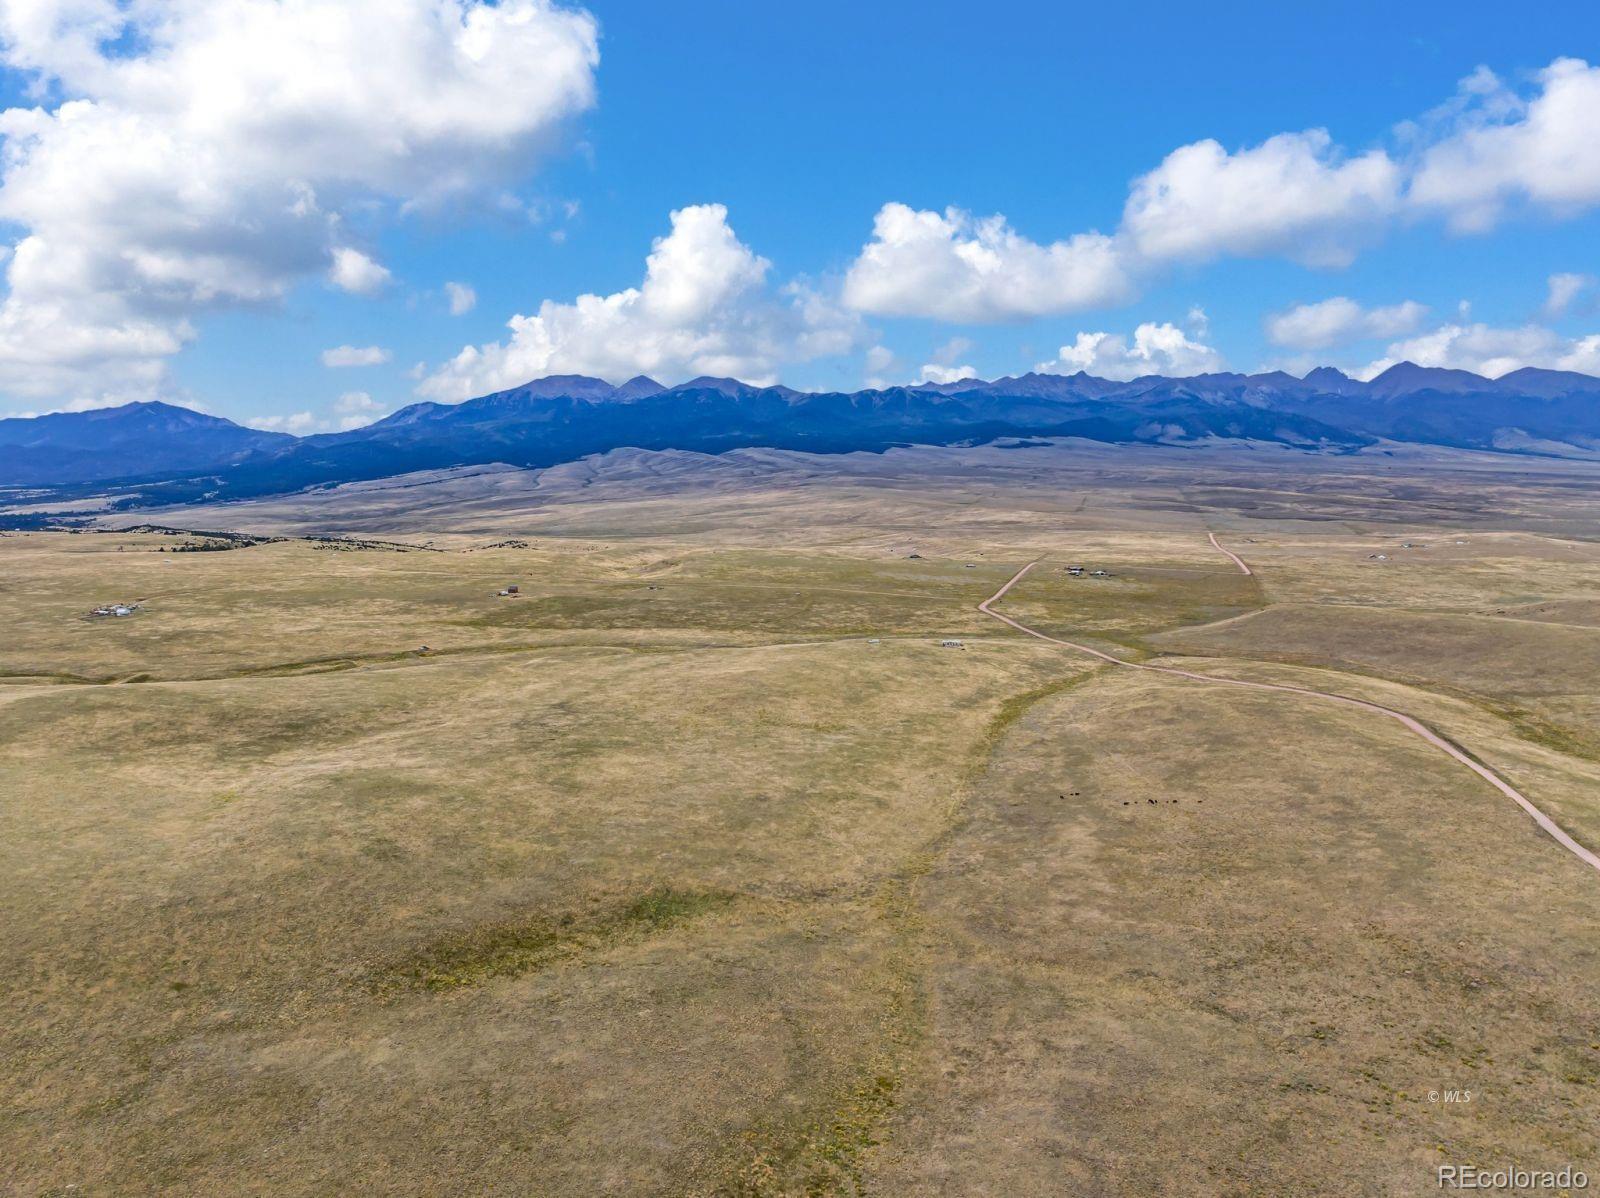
xmin=1543 ymin=272 xmax=1594 ymax=319
xmin=1265 ymin=297 xmax=1429 ymax=350
xmin=862 ymin=343 xmax=900 ymax=390
xmin=419 ymin=203 xmax=863 ymax=399
xmin=445 ymin=281 xmax=478 ymax=316
xmin=841 ymin=135 xmax=1399 ymax=324
xmin=1409 ymin=59 xmax=1600 ymax=232
xmin=246 ymin=410 xmax=317 ymax=434
xmin=1037 ymin=321 xmax=1225 ymax=381
xmin=333 ymin=389 xmax=388 ymax=429
xmin=842 ymin=203 xmax=1133 ymax=323
xmin=245 ymin=389 xmax=388 ymax=433
xmin=320 ymin=344 xmax=391 ymax=368
xmin=864 ymin=344 xmax=896 ymax=373
xmin=1359 ymin=322 xmax=1600 ymax=379
xmin=915 ymin=336 xmax=977 ymax=384
xmin=0 ymin=0 xmax=599 ymax=406
xmin=328 ymin=249 xmax=392 ymax=297
xmin=842 ymin=59 xmax=1600 ymax=329
xmin=1122 ymin=131 xmax=1401 ymax=268
xmin=916 ymin=362 xmax=978 ymax=384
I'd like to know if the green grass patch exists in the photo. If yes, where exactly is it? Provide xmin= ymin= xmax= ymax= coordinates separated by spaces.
xmin=1000 ymin=564 xmax=1266 ymax=655
xmin=1478 ymin=699 xmax=1600 ymax=764
xmin=379 ymin=887 xmax=736 ymax=993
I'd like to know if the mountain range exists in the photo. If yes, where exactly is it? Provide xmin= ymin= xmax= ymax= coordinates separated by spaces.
xmin=0 ymin=402 xmax=292 ymax=488
xmin=4 ymin=362 xmax=1600 ymax=512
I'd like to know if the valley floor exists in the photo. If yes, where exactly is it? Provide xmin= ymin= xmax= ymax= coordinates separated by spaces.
xmin=3 ymin=442 xmax=1599 ymax=1195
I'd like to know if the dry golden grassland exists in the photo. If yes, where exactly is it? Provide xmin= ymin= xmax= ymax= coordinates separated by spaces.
xmin=3 ymin=444 xmax=1599 ymax=1195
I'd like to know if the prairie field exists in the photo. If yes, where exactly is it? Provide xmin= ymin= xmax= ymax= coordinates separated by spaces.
xmin=3 ymin=442 xmax=1599 ymax=1196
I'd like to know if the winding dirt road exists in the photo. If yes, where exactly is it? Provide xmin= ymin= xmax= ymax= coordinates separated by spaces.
xmin=1207 ymin=531 xmax=1253 ymax=576
xmin=978 ymin=540 xmax=1600 ymax=877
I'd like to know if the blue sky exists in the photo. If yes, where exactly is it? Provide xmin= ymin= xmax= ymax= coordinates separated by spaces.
xmin=2 ymin=0 xmax=1599 ymax=427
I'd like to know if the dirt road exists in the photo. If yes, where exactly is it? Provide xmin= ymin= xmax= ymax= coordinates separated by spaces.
xmin=978 ymin=542 xmax=1600 ymax=877
xmin=1207 ymin=530 xmax=1253 ymax=575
